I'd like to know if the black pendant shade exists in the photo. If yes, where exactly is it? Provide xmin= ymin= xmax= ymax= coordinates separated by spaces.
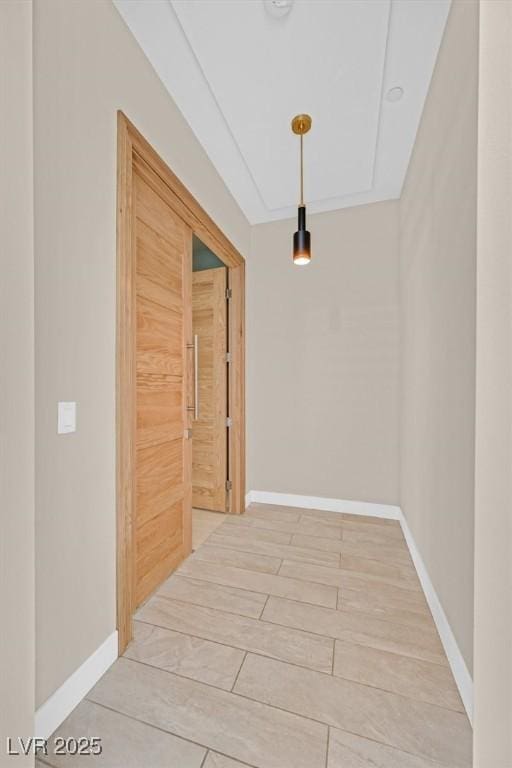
xmin=293 ymin=205 xmax=311 ymax=265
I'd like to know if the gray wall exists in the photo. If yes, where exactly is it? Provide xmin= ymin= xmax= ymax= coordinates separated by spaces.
xmin=473 ymin=0 xmax=512 ymax=762
xmin=34 ymin=0 xmax=250 ymax=706
xmin=0 ymin=1 xmax=35 ymax=762
xmin=248 ymin=202 xmax=400 ymax=504
xmin=399 ymin=0 xmax=478 ymax=673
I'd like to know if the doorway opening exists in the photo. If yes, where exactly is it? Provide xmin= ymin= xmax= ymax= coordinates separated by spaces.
xmin=116 ymin=113 xmax=245 ymax=653
xmin=191 ymin=237 xmax=230 ymax=547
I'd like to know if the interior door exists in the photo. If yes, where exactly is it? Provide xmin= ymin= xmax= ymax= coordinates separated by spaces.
xmin=192 ymin=267 xmax=228 ymax=512
xmin=134 ymin=160 xmax=192 ymax=607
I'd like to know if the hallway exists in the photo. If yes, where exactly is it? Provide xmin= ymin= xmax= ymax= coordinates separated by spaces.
xmin=38 ymin=505 xmax=471 ymax=768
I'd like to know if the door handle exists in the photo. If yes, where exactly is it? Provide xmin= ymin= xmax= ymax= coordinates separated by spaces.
xmin=187 ymin=334 xmax=199 ymax=420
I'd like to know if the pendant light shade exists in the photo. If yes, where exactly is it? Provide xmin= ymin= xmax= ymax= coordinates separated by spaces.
xmin=291 ymin=114 xmax=312 ymax=266
xmin=293 ymin=205 xmax=311 ymax=265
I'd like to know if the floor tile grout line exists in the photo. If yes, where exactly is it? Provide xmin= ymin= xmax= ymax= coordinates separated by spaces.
xmin=173 ymin=566 xmax=430 ymax=629
xmin=132 ymin=617 xmax=334 ymax=673
xmin=221 ymin=652 xmax=466 ymax=718
xmin=143 ymin=593 xmax=332 ymax=634
xmin=287 ymin=532 xmax=413 ymax=562
xmin=220 ymin=518 xmax=346 ymax=541
xmin=278 ymin=587 xmax=433 ymax=629
xmin=131 ymin=616 xmax=260 ymax=655
xmin=191 ymin=549 xmax=282 ymax=575
xmin=167 ymin=571 xmax=271 ymax=600
xmin=154 ymin=588 xmax=265 ymax=620
xmin=48 ymin=692 xmax=464 ymax=768
xmin=257 ymin=613 xmax=449 ymax=669
xmin=175 ymin=567 xmax=338 ymax=609
xmin=82 ymin=698 xmax=261 ymax=768
xmin=98 ymin=653 xmax=467 ymax=764
xmin=230 ymin=650 xmax=248 ymax=692
xmin=123 ymin=652 xmax=243 ymax=693
xmin=124 ymin=624 xmax=464 ymax=717
xmin=277 ymin=562 xmax=424 ymax=595
xmin=96 ymin=655 xmax=333 ymax=731
xmin=33 ymin=758 xmax=53 ymax=768
xmin=230 ymin=510 xmax=406 ymax=538
xmin=325 ymin=725 xmax=330 ymax=768
xmin=258 ymin=592 xmax=271 ymax=620
xmin=214 ymin=524 xmax=294 ymax=547
xmin=199 ymin=537 xmax=341 ymax=569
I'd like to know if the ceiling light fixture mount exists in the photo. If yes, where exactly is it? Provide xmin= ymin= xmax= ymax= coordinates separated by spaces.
xmin=386 ymin=86 xmax=404 ymax=102
xmin=264 ymin=0 xmax=294 ymax=19
xmin=291 ymin=113 xmax=312 ymax=266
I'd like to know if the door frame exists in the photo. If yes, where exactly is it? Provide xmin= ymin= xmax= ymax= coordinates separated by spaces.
xmin=116 ymin=112 xmax=246 ymax=653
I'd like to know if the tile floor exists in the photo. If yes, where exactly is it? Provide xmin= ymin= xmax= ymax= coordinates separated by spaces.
xmin=192 ymin=508 xmax=228 ymax=549
xmin=37 ymin=504 xmax=472 ymax=768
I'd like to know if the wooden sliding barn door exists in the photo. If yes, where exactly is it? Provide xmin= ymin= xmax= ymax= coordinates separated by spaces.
xmin=192 ymin=267 xmax=228 ymax=512
xmin=134 ymin=158 xmax=192 ymax=607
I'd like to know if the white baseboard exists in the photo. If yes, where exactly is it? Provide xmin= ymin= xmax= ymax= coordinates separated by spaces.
xmin=246 ymin=490 xmax=401 ymax=520
xmin=35 ymin=630 xmax=118 ymax=739
xmin=245 ymin=489 xmax=473 ymax=723
xmin=397 ymin=511 xmax=473 ymax=724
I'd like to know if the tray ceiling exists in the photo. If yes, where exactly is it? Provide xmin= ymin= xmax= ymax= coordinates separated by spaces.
xmin=114 ymin=0 xmax=451 ymax=224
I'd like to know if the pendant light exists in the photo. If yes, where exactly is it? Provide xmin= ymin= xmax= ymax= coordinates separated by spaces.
xmin=291 ymin=113 xmax=312 ymax=265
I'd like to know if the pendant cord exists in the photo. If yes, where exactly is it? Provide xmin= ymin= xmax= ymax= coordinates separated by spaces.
xmin=300 ymin=133 xmax=304 ymax=206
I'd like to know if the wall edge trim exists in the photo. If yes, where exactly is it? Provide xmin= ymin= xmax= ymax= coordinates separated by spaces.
xmin=245 ymin=490 xmax=473 ymax=723
xmin=35 ymin=631 xmax=118 ymax=738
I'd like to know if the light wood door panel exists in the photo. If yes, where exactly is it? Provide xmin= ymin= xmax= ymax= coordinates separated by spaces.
xmin=192 ymin=267 xmax=227 ymax=512
xmin=134 ymin=167 xmax=192 ymax=608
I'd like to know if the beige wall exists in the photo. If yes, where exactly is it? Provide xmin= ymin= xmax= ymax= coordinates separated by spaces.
xmin=0 ymin=1 xmax=35 ymax=763
xmin=473 ymin=0 xmax=512 ymax=762
xmin=248 ymin=202 xmax=400 ymax=504
xmin=399 ymin=0 xmax=478 ymax=673
xmin=34 ymin=0 xmax=250 ymax=706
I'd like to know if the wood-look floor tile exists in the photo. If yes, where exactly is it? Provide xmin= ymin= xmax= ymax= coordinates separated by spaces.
xmin=341 ymin=526 xmax=406 ymax=546
xmin=207 ymin=532 xmax=340 ymax=569
xmin=339 ymin=553 xmax=419 ymax=587
xmin=333 ymin=639 xmax=464 ymax=711
xmin=339 ymin=586 xmax=431 ymax=629
xmin=218 ymin=521 xmax=293 ymax=545
xmin=203 ymin=753 xmax=251 ymax=768
xmin=291 ymin=532 xmax=413 ymax=566
xmin=328 ymin=728 xmax=447 ymax=768
xmin=190 ymin=545 xmax=282 ymax=574
xmin=262 ymin=597 xmax=446 ymax=665
xmin=245 ymin=505 xmax=302 ymax=523
xmin=177 ymin=558 xmax=338 ymax=608
xmin=45 ymin=699 xmax=206 ymax=767
xmin=137 ymin=596 xmax=334 ymax=672
xmin=222 ymin=513 xmax=344 ymax=538
xmin=300 ymin=514 xmax=405 ymax=542
xmin=124 ymin=621 xmax=244 ymax=690
xmin=158 ymin=575 xmax=267 ymax=618
xmin=234 ymin=655 xmax=471 ymax=767
xmin=299 ymin=508 xmax=400 ymax=528
xmin=296 ymin=518 xmax=344 ymax=540
xmin=280 ymin=559 xmax=421 ymax=593
xmin=89 ymin=658 xmax=328 ymax=768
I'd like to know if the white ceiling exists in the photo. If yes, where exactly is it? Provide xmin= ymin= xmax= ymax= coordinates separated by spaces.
xmin=114 ymin=0 xmax=450 ymax=224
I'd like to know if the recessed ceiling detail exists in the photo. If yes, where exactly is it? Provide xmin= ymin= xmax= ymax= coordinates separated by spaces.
xmin=114 ymin=0 xmax=451 ymax=224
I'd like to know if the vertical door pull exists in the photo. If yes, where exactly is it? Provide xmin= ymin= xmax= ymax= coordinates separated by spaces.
xmin=187 ymin=334 xmax=199 ymax=420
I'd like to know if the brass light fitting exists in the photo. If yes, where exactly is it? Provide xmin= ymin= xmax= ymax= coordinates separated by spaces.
xmin=291 ymin=113 xmax=312 ymax=265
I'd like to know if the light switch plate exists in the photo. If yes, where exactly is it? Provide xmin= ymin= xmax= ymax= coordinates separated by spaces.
xmin=58 ymin=401 xmax=76 ymax=434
